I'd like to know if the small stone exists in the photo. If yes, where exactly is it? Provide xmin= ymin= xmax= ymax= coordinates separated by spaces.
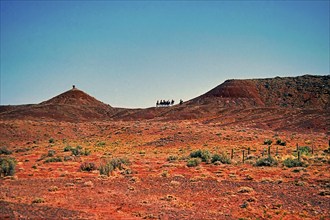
xmin=83 ymin=181 xmax=94 ymax=187
xmin=240 ymin=201 xmax=249 ymax=208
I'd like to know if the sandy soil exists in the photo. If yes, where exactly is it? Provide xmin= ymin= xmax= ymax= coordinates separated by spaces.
xmin=0 ymin=119 xmax=329 ymax=219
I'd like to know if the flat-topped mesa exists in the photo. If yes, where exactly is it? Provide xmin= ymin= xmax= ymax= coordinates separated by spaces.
xmin=41 ymin=86 xmax=110 ymax=107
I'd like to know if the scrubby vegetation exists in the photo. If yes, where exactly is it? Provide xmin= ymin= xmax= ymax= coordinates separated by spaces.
xmin=298 ymin=146 xmax=312 ymax=156
xmin=49 ymin=138 xmax=55 ymax=144
xmin=44 ymin=157 xmax=62 ymax=163
xmin=211 ymin=152 xmax=231 ymax=164
xmin=47 ymin=150 xmax=56 ymax=157
xmin=276 ymin=139 xmax=286 ymax=146
xmin=99 ymin=158 xmax=130 ymax=176
xmin=80 ymin=162 xmax=97 ymax=171
xmin=64 ymin=146 xmax=90 ymax=156
xmin=187 ymin=158 xmax=201 ymax=167
xmin=63 ymin=146 xmax=73 ymax=152
xmin=283 ymin=158 xmax=307 ymax=168
xmin=255 ymin=156 xmax=278 ymax=167
xmin=263 ymin=139 xmax=272 ymax=145
xmin=0 ymin=146 xmax=12 ymax=155
xmin=0 ymin=157 xmax=16 ymax=177
xmin=190 ymin=149 xmax=211 ymax=162
xmin=32 ymin=198 xmax=45 ymax=204
xmin=96 ymin=141 xmax=106 ymax=147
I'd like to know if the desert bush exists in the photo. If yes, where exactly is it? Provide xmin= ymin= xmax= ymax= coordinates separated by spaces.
xmin=298 ymin=146 xmax=311 ymax=155
xmin=96 ymin=141 xmax=106 ymax=147
xmin=71 ymin=146 xmax=82 ymax=156
xmin=211 ymin=152 xmax=231 ymax=164
xmin=263 ymin=139 xmax=272 ymax=145
xmin=47 ymin=150 xmax=56 ymax=157
xmin=49 ymin=138 xmax=55 ymax=144
xmin=324 ymin=147 xmax=330 ymax=154
xmin=80 ymin=162 xmax=97 ymax=172
xmin=44 ymin=157 xmax=62 ymax=163
xmin=32 ymin=198 xmax=45 ymax=204
xmin=0 ymin=146 xmax=12 ymax=155
xmin=65 ymin=146 xmax=90 ymax=156
xmin=283 ymin=158 xmax=307 ymax=168
xmin=190 ymin=149 xmax=211 ymax=162
xmin=187 ymin=158 xmax=201 ymax=167
xmin=276 ymin=139 xmax=286 ymax=146
xmin=99 ymin=158 xmax=130 ymax=176
xmin=63 ymin=146 xmax=73 ymax=152
xmin=0 ymin=157 xmax=16 ymax=177
xmin=255 ymin=157 xmax=278 ymax=167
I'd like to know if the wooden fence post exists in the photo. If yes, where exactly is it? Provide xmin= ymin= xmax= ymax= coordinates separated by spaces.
xmin=242 ymin=150 xmax=245 ymax=163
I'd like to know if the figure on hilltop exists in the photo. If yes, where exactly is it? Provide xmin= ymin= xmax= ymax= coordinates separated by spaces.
xmin=156 ymin=99 xmax=176 ymax=107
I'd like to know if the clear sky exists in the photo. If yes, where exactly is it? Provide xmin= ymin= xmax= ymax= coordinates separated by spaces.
xmin=1 ymin=1 xmax=329 ymax=108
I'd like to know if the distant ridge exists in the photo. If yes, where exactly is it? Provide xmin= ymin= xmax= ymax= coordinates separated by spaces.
xmin=0 ymin=75 xmax=329 ymax=132
xmin=190 ymin=75 xmax=330 ymax=109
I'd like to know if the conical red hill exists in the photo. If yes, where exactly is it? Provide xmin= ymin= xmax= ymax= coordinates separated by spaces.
xmin=41 ymin=87 xmax=110 ymax=107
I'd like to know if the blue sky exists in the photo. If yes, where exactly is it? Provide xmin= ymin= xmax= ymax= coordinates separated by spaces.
xmin=1 ymin=1 xmax=329 ymax=108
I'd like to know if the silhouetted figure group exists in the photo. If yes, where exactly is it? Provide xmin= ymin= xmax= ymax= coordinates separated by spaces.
xmin=156 ymin=99 xmax=174 ymax=107
xmin=156 ymin=99 xmax=183 ymax=107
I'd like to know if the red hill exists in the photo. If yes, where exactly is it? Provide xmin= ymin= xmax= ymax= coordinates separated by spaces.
xmin=41 ymin=87 xmax=108 ymax=107
xmin=190 ymin=75 xmax=330 ymax=109
xmin=0 ymin=86 xmax=115 ymax=122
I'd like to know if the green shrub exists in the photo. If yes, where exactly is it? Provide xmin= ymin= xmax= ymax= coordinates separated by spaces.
xmin=263 ymin=139 xmax=272 ymax=145
xmin=49 ymin=138 xmax=55 ymax=144
xmin=255 ymin=157 xmax=278 ymax=167
xmin=283 ymin=158 xmax=307 ymax=168
xmin=0 ymin=146 xmax=12 ymax=155
xmin=298 ymin=146 xmax=311 ymax=155
xmin=190 ymin=149 xmax=211 ymax=162
xmin=47 ymin=150 xmax=56 ymax=157
xmin=63 ymin=146 xmax=73 ymax=152
xmin=44 ymin=157 xmax=62 ymax=163
xmin=65 ymin=146 xmax=90 ymax=156
xmin=187 ymin=158 xmax=201 ymax=167
xmin=96 ymin=141 xmax=106 ymax=147
xmin=0 ymin=157 xmax=16 ymax=177
xmin=211 ymin=153 xmax=231 ymax=164
xmin=80 ymin=162 xmax=97 ymax=171
xmin=99 ymin=158 xmax=130 ymax=176
xmin=99 ymin=163 xmax=114 ymax=176
xmin=276 ymin=139 xmax=286 ymax=146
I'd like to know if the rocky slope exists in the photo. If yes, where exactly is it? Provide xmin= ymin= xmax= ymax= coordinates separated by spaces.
xmin=189 ymin=75 xmax=330 ymax=109
xmin=0 ymin=87 xmax=115 ymax=122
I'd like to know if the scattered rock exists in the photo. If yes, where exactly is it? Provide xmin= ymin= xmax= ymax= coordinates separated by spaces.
xmin=48 ymin=186 xmax=59 ymax=192
xmin=240 ymin=201 xmax=249 ymax=208
xmin=238 ymin=186 xmax=254 ymax=193
xmin=83 ymin=181 xmax=94 ymax=187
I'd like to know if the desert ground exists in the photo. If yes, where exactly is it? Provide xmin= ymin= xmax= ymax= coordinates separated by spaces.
xmin=0 ymin=118 xmax=329 ymax=219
